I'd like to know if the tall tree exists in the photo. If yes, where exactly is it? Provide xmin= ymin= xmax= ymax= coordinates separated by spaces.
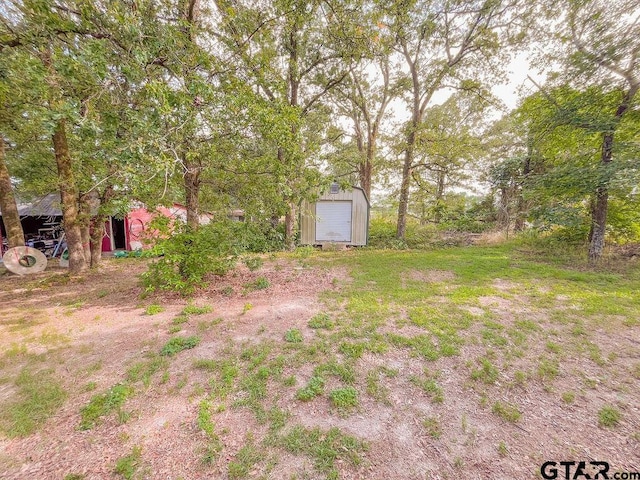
xmin=542 ymin=0 xmax=640 ymax=261
xmin=213 ymin=0 xmax=361 ymax=245
xmin=0 ymin=136 xmax=25 ymax=248
xmin=379 ymin=0 xmax=527 ymax=239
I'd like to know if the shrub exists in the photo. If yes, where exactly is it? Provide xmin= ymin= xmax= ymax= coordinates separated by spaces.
xmin=142 ymin=221 xmax=240 ymax=294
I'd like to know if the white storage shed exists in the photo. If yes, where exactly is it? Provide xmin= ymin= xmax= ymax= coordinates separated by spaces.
xmin=299 ymin=185 xmax=370 ymax=246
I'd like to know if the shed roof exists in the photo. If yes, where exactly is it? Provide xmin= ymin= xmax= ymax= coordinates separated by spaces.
xmin=0 ymin=193 xmax=63 ymax=217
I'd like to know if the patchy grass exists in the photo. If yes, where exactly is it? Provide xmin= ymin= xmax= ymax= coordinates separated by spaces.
xmin=159 ymin=336 xmax=200 ymax=356
xmin=114 ymin=446 xmax=143 ymax=479
xmin=80 ymin=384 xmax=133 ymax=430
xmin=296 ymin=376 xmax=325 ymax=401
xmin=279 ymin=425 xmax=367 ymax=478
xmin=284 ymin=328 xmax=303 ymax=343
xmin=0 ymin=368 xmax=67 ymax=438
xmin=227 ymin=436 xmax=263 ymax=479
xmin=308 ymin=313 xmax=334 ymax=329
xmin=598 ymin=405 xmax=622 ymax=428
xmin=144 ymin=304 xmax=164 ymax=315
xmin=492 ymin=401 xmax=522 ymax=423
xmin=329 ymin=386 xmax=359 ymax=413
xmin=1 ymin=243 xmax=639 ymax=478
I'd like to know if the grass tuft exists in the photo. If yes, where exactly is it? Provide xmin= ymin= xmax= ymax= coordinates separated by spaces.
xmin=160 ymin=336 xmax=200 ymax=356
xmin=598 ymin=405 xmax=621 ymax=428
xmin=80 ymin=384 xmax=133 ymax=430
xmin=0 ymin=368 xmax=67 ymax=438
xmin=114 ymin=446 xmax=142 ymax=479
xmin=491 ymin=401 xmax=521 ymax=423
xmin=284 ymin=328 xmax=304 ymax=343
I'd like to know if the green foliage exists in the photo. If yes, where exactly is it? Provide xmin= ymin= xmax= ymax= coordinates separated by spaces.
xmin=144 ymin=304 xmax=164 ymax=316
xmin=367 ymin=216 xmax=408 ymax=249
xmin=242 ymin=256 xmax=263 ymax=271
xmin=80 ymin=384 xmax=133 ymax=430
xmin=114 ymin=446 xmax=142 ymax=480
xmin=227 ymin=438 xmax=263 ymax=479
xmin=470 ymin=357 xmax=499 ymax=384
xmin=142 ymin=222 xmax=241 ymax=295
xmin=245 ymin=277 xmax=270 ymax=291
xmin=308 ymin=313 xmax=334 ymax=329
xmin=284 ymin=329 xmax=303 ymax=343
xmin=410 ymin=375 xmax=444 ymax=404
xmin=329 ymin=387 xmax=359 ymax=411
xmin=126 ymin=355 xmax=168 ymax=388
xmin=598 ymin=405 xmax=621 ymax=428
xmin=296 ymin=376 xmax=325 ymax=401
xmin=0 ymin=368 xmax=67 ymax=438
xmin=182 ymin=304 xmax=213 ymax=316
xmin=160 ymin=336 xmax=200 ymax=357
xmin=492 ymin=401 xmax=521 ymax=423
xmin=279 ymin=425 xmax=366 ymax=477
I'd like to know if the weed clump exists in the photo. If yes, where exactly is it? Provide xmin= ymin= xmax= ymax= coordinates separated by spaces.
xmin=160 ymin=336 xmax=200 ymax=356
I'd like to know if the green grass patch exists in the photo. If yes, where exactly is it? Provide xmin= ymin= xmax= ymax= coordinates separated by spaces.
xmin=279 ymin=425 xmax=366 ymax=478
xmin=410 ymin=374 xmax=444 ymax=404
xmin=598 ymin=405 xmax=621 ymax=428
xmin=537 ymin=358 xmax=560 ymax=380
xmin=144 ymin=304 xmax=164 ymax=315
xmin=296 ymin=376 xmax=325 ymax=401
xmin=423 ymin=416 xmax=442 ymax=439
xmin=470 ymin=357 xmax=499 ymax=384
xmin=0 ymin=368 xmax=67 ymax=438
xmin=182 ymin=304 xmax=213 ymax=316
xmin=80 ymin=383 xmax=133 ymax=430
xmin=308 ymin=313 xmax=334 ymax=329
xmin=284 ymin=328 xmax=303 ymax=343
xmin=492 ymin=401 xmax=521 ymax=423
xmin=160 ymin=336 xmax=200 ymax=356
xmin=245 ymin=277 xmax=270 ymax=292
xmin=365 ymin=366 xmax=397 ymax=404
xmin=126 ymin=355 xmax=168 ymax=387
xmin=114 ymin=446 xmax=142 ymax=479
xmin=315 ymin=361 xmax=356 ymax=384
xmin=329 ymin=386 xmax=359 ymax=412
xmin=172 ymin=314 xmax=189 ymax=325
xmin=228 ymin=436 xmax=263 ymax=479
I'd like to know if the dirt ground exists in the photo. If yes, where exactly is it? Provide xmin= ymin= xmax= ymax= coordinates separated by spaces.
xmin=0 ymin=254 xmax=639 ymax=480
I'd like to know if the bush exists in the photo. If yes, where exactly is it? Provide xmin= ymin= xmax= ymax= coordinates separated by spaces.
xmin=142 ymin=218 xmax=287 ymax=295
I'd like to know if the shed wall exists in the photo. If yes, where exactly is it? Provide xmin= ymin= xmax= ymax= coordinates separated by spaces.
xmin=300 ymin=188 xmax=369 ymax=246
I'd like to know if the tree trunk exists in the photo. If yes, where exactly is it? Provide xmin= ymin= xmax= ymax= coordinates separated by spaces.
xmin=79 ymin=196 xmax=91 ymax=262
xmin=434 ymin=170 xmax=446 ymax=224
xmin=52 ymin=120 xmax=87 ymax=273
xmin=588 ymin=130 xmax=614 ymax=263
xmin=184 ymin=160 xmax=200 ymax=230
xmin=360 ymin=137 xmax=375 ymax=200
xmin=89 ymin=215 xmax=104 ymax=268
xmin=588 ymin=187 xmax=608 ymax=263
xmin=284 ymin=202 xmax=296 ymax=250
xmin=515 ymin=153 xmax=531 ymax=232
xmin=497 ymin=187 xmax=510 ymax=231
xmin=0 ymin=136 xmax=25 ymax=248
xmin=587 ymin=83 xmax=638 ymax=262
xmin=396 ymin=147 xmax=413 ymax=240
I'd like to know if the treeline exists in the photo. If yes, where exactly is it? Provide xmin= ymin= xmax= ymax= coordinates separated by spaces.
xmin=0 ymin=0 xmax=638 ymax=274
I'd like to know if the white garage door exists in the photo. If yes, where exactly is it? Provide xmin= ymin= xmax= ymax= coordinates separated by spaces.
xmin=316 ymin=201 xmax=352 ymax=242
